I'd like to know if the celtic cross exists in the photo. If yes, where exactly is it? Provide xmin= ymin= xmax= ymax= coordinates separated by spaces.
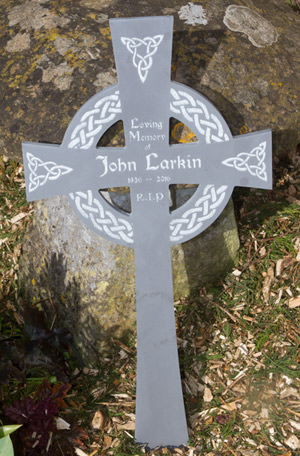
xmin=22 ymin=16 xmax=272 ymax=449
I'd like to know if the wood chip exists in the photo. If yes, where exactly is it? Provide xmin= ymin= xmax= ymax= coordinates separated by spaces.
xmin=117 ymin=421 xmax=135 ymax=431
xmin=9 ymin=212 xmax=27 ymax=224
xmin=288 ymin=297 xmax=300 ymax=308
xmin=74 ymin=449 xmax=89 ymax=456
xmin=284 ymin=435 xmax=300 ymax=450
xmin=262 ymin=266 xmax=274 ymax=303
xmin=203 ymin=386 xmax=213 ymax=403
xmin=91 ymin=410 xmax=105 ymax=430
xmin=280 ymin=387 xmax=299 ymax=399
xmin=232 ymin=269 xmax=242 ymax=277
xmin=290 ymin=420 xmax=300 ymax=431
xmin=56 ymin=417 xmax=71 ymax=430
xmin=276 ymin=259 xmax=284 ymax=277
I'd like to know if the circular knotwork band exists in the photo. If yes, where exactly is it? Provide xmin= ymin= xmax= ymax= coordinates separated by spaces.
xmin=65 ymin=84 xmax=233 ymax=247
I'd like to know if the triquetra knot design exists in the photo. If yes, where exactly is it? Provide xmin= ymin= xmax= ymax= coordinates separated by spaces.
xmin=222 ymin=142 xmax=267 ymax=181
xmin=121 ymin=35 xmax=164 ymax=83
xmin=27 ymin=153 xmax=73 ymax=192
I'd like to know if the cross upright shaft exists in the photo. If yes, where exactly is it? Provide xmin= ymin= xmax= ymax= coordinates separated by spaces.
xmin=110 ymin=17 xmax=189 ymax=446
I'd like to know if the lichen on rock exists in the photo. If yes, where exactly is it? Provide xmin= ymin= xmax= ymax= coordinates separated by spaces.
xmin=178 ymin=2 xmax=208 ymax=26
xmin=223 ymin=5 xmax=279 ymax=47
xmin=8 ymin=1 xmax=70 ymax=31
xmin=6 ymin=32 xmax=31 ymax=52
xmin=41 ymin=61 xmax=74 ymax=91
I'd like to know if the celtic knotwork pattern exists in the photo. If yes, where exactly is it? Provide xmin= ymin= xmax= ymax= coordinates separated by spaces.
xmin=69 ymin=190 xmax=133 ymax=244
xmin=68 ymin=90 xmax=121 ymax=149
xmin=170 ymin=88 xmax=230 ymax=144
xmin=170 ymin=185 xmax=228 ymax=242
xmin=27 ymin=153 xmax=73 ymax=193
xmin=121 ymin=35 xmax=164 ymax=83
xmin=222 ymin=141 xmax=267 ymax=181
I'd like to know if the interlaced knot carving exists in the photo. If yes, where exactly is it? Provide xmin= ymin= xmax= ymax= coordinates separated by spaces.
xmin=27 ymin=152 xmax=73 ymax=193
xmin=170 ymin=185 xmax=228 ymax=242
xmin=222 ymin=142 xmax=267 ymax=181
xmin=68 ymin=91 xmax=121 ymax=149
xmin=170 ymin=88 xmax=230 ymax=144
xmin=69 ymin=190 xmax=134 ymax=244
xmin=121 ymin=35 xmax=164 ymax=83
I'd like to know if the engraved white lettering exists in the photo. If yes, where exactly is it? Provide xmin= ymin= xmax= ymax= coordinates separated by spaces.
xmin=96 ymin=153 xmax=201 ymax=178
xmin=131 ymin=118 xmax=163 ymax=130
xmin=146 ymin=153 xmax=159 ymax=170
xmin=97 ymin=155 xmax=137 ymax=177
xmin=129 ymin=117 xmax=165 ymax=143
xmin=136 ymin=192 xmax=164 ymax=203
xmin=146 ymin=154 xmax=201 ymax=171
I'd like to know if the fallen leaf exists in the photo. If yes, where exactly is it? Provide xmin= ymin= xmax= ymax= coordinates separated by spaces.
xmin=102 ymin=434 xmax=112 ymax=450
xmin=216 ymin=414 xmax=230 ymax=425
xmin=204 ymin=415 xmax=213 ymax=425
xmin=91 ymin=410 xmax=105 ymax=430
xmin=221 ymin=401 xmax=237 ymax=412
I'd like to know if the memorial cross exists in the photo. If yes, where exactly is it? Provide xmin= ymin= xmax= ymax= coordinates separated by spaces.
xmin=22 ymin=16 xmax=272 ymax=449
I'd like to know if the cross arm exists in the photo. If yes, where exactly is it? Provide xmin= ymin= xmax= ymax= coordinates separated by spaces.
xmin=167 ymin=129 xmax=272 ymax=190
xmin=22 ymin=142 xmax=132 ymax=202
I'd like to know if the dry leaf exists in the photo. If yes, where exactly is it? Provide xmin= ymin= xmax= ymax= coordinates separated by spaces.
xmin=288 ymin=297 xmax=300 ymax=309
xmin=203 ymin=386 xmax=213 ymax=403
xmin=102 ymin=434 xmax=112 ymax=450
xmin=204 ymin=415 xmax=213 ymax=425
xmin=221 ymin=401 xmax=237 ymax=412
xmin=91 ymin=410 xmax=105 ymax=430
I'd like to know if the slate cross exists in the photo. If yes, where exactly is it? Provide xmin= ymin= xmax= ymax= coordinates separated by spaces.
xmin=22 ymin=16 xmax=272 ymax=449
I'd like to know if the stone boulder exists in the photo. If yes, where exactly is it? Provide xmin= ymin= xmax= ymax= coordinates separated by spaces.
xmin=19 ymin=192 xmax=239 ymax=364
xmin=0 ymin=0 xmax=299 ymax=160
